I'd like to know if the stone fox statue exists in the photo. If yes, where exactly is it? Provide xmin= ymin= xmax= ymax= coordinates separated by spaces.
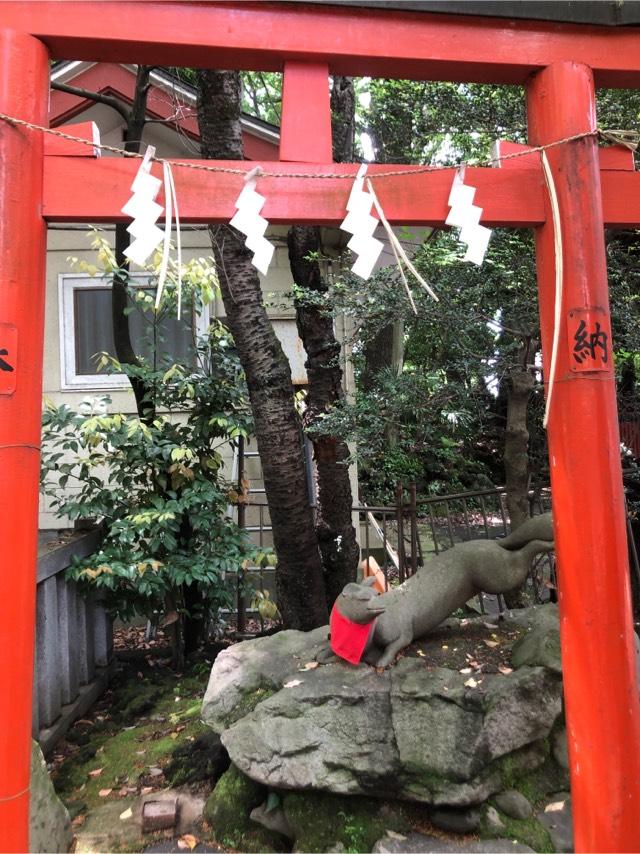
xmin=329 ymin=513 xmax=554 ymax=668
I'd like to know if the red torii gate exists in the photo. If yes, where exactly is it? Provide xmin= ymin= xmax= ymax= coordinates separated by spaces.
xmin=1 ymin=3 xmax=639 ymax=851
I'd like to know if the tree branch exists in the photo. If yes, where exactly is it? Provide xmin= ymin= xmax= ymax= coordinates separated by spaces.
xmin=51 ymin=80 xmax=131 ymax=123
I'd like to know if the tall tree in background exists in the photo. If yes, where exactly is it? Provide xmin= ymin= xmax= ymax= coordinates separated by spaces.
xmin=196 ymin=70 xmax=328 ymax=630
xmin=287 ymin=76 xmax=360 ymax=608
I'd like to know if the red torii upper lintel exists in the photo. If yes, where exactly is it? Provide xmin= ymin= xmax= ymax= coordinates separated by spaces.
xmin=1 ymin=5 xmax=640 ymax=854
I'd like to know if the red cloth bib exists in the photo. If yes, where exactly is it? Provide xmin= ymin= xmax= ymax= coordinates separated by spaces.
xmin=330 ymin=606 xmax=375 ymax=664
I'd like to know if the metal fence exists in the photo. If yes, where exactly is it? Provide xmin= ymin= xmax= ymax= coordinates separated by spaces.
xmin=233 ymin=482 xmax=557 ymax=625
xmin=35 ymin=529 xmax=113 ymax=754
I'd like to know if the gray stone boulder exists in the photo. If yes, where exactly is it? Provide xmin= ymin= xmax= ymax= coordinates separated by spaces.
xmin=29 ymin=741 xmax=73 ymax=854
xmin=493 ymin=789 xmax=533 ymax=820
xmin=372 ymin=833 xmax=534 ymax=853
xmin=203 ymin=608 xmax=564 ymax=807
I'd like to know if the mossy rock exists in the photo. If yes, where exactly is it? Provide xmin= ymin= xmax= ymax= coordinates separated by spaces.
xmin=499 ymin=748 xmax=568 ymax=811
xmin=480 ymin=805 xmax=555 ymax=853
xmin=204 ymin=764 xmax=289 ymax=852
xmin=165 ymin=730 xmax=230 ymax=787
xmin=282 ymin=791 xmax=410 ymax=853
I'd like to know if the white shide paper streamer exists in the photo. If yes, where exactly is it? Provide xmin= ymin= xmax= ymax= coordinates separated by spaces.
xmin=230 ymin=166 xmax=275 ymax=276
xmin=122 ymin=146 xmax=164 ymax=266
xmin=340 ymin=164 xmax=385 ymax=279
xmin=121 ymin=146 xmax=184 ymax=318
xmin=446 ymin=167 xmax=492 ymax=265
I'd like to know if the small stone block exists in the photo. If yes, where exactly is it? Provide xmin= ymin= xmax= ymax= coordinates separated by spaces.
xmin=142 ymin=799 xmax=178 ymax=833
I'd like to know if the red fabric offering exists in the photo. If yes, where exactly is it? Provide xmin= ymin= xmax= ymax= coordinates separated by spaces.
xmin=330 ymin=606 xmax=375 ymax=664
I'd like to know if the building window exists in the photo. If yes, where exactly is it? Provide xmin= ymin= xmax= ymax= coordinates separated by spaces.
xmin=59 ymin=274 xmax=207 ymax=389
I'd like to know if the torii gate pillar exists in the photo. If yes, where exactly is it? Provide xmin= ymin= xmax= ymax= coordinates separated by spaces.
xmin=0 ymin=28 xmax=49 ymax=852
xmin=528 ymin=61 xmax=640 ymax=852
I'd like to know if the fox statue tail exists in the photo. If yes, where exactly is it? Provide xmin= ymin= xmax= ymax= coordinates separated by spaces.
xmin=499 ymin=512 xmax=554 ymax=551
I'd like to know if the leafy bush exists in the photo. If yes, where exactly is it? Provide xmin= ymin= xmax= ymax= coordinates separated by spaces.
xmin=41 ymin=249 xmax=258 ymax=646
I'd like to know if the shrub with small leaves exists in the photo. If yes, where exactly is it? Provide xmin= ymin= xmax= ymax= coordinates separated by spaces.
xmin=41 ymin=249 xmax=260 ymax=646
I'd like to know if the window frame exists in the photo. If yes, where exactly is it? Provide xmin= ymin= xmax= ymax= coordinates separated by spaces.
xmin=58 ymin=272 xmax=210 ymax=390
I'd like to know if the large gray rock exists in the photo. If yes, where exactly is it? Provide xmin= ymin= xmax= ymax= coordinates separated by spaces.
xmin=537 ymin=793 xmax=573 ymax=853
xmin=203 ymin=610 xmax=563 ymax=807
xmin=372 ymin=833 xmax=534 ymax=853
xmin=29 ymin=741 xmax=73 ymax=854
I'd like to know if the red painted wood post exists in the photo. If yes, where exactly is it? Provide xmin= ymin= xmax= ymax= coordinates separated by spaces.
xmin=0 ymin=29 xmax=49 ymax=852
xmin=527 ymin=61 xmax=640 ymax=852
xmin=280 ymin=60 xmax=332 ymax=163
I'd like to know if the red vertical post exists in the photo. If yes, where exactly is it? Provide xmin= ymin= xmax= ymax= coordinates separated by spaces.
xmin=0 ymin=29 xmax=49 ymax=852
xmin=279 ymin=60 xmax=332 ymax=162
xmin=527 ymin=62 xmax=640 ymax=852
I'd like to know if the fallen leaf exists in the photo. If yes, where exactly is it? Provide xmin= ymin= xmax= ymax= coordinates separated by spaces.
xmin=179 ymin=834 xmax=198 ymax=850
xmin=135 ymin=750 xmax=146 ymax=756
xmin=118 ymin=787 xmax=128 ymax=797
xmin=284 ymin=679 xmax=303 ymax=688
xmin=177 ymin=843 xmax=189 ymax=851
xmin=483 ymin=622 xmax=498 ymax=629
xmin=148 ymin=767 xmax=164 ymax=777
xmin=141 ymin=786 xmax=154 ymax=796
xmin=483 ymin=639 xmax=499 ymax=648
xmin=460 ymin=667 xmax=472 ymax=674
xmin=545 ymin=801 xmax=566 ymax=813
xmin=88 ymin=768 xmax=103 ymax=778
xmin=386 ymin=831 xmax=407 ymax=841
xmin=464 ymin=677 xmax=478 ymax=688
xmin=300 ymin=661 xmax=319 ymax=671
xmin=98 ymin=789 xmax=112 ymax=798
xmin=119 ymin=807 xmax=133 ymax=821
xmin=171 ymin=732 xmax=179 ymax=739
xmin=176 ymin=725 xmax=186 ymax=732
xmin=498 ymin=665 xmax=513 ymax=675
xmin=416 ymin=650 xmax=426 ymax=658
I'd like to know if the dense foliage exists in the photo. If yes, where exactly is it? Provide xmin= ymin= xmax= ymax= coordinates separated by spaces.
xmin=41 ymin=245 xmax=257 ymax=640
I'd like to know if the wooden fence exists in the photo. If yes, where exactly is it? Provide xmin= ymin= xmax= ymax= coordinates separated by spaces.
xmin=34 ymin=528 xmax=113 ymax=754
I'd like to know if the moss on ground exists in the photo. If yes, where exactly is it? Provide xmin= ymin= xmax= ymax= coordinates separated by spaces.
xmin=53 ymin=661 xmax=211 ymax=814
xmin=204 ymin=764 xmax=289 ymax=852
xmin=283 ymin=791 xmax=411 ymax=853
xmin=480 ymin=808 xmax=555 ymax=853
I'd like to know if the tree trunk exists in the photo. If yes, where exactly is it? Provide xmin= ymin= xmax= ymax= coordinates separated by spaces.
xmin=197 ymin=69 xmax=328 ymax=630
xmin=503 ymin=367 xmax=534 ymax=607
xmin=285 ymin=76 xmax=359 ymax=609
xmin=504 ymin=369 xmax=534 ymax=530
xmin=288 ymin=227 xmax=360 ymax=608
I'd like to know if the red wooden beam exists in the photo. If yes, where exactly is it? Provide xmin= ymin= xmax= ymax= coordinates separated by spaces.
xmin=44 ymin=120 xmax=99 ymax=157
xmin=0 ymin=29 xmax=49 ymax=853
xmin=528 ymin=61 xmax=640 ymax=853
xmin=41 ymin=154 xmax=640 ymax=228
xmin=2 ymin=2 xmax=640 ymax=86
xmin=280 ymin=61 xmax=332 ymax=162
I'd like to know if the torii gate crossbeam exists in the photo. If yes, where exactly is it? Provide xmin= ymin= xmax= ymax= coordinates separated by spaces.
xmin=0 ymin=5 xmax=639 ymax=852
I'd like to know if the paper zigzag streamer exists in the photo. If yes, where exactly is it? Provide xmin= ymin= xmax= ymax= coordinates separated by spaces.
xmin=121 ymin=146 xmax=164 ymax=266
xmin=340 ymin=164 xmax=385 ymax=279
xmin=230 ymin=166 xmax=275 ymax=275
xmin=446 ymin=167 xmax=492 ymax=265
xmin=121 ymin=146 xmax=183 ymax=318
